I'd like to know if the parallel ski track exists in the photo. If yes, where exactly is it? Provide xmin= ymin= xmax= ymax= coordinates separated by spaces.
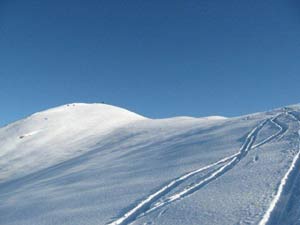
xmin=258 ymin=112 xmax=300 ymax=225
xmin=144 ymin=115 xmax=286 ymax=215
xmin=107 ymin=114 xmax=284 ymax=225
xmin=252 ymin=114 xmax=287 ymax=149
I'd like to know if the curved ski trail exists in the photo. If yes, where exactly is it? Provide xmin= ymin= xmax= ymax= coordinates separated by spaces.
xmin=259 ymin=112 xmax=300 ymax=225
xmin=106 ymin=153 xmax=236 ymax=225
xmin=145 ymin=116 xmax=285 ymax=214
xmin=252 ymin=115 xmax=286 ymax=149
xmin=108 ymin=114 xmax=284 ymax=225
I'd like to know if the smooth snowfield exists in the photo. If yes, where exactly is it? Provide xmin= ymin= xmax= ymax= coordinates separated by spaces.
xmin=1 ymin=103 xmax=300 ymax=225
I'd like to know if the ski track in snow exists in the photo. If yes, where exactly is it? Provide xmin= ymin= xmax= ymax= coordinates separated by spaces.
xmin=252 ymin=114 xmax=286 ymax=149
xmin=143 ymin=115 xmax=286 ymax=216
xmin=107 ymin=153 xmax=239 ymax=225
xmin=108 ymin=114 xmax=286 ymax=225
xmin=258 ymin=112 xmax=300 ymax=225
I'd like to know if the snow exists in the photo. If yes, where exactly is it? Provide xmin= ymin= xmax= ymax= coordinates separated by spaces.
xmin=1 ymin=103 xmax=300 ymax=225
xmin=0 ymin=103 xmax=145 ymax=182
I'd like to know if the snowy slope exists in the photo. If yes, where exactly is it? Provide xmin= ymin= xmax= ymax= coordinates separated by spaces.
xmin=0 ymin=103 xmax=300 ymax=225
xmin=0 ymin=103 xmax=145 ymax=182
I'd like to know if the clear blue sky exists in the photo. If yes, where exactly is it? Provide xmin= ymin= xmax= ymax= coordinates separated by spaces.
xmin=1 ymin=0 xmax=300 ymax=126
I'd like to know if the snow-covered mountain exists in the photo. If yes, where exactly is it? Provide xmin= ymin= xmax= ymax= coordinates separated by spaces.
xmin=1 ymin=103 xmax=300 ymax=225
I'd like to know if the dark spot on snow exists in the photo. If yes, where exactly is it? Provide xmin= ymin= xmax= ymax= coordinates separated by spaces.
xmin=19 ymin=136 xmax=25 ymax=139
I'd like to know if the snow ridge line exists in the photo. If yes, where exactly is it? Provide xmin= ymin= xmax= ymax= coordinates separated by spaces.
xmin=108 ymin=115 xmax=281 ymax=225
xmin=258 ymin=112 xmax=300 ymax=225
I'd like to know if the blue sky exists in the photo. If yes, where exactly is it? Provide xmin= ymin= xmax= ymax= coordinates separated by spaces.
xmin=1 ymin=0 xmax=300 ymax=126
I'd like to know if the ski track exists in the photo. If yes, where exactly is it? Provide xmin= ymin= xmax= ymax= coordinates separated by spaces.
xmin=143 ymin=115 xmax=287 ymax=215
xmin=107 ymin=114 xmax=285 ymax=225
xmin=252 ymin=114 xmax=286 ymax=149
xmin=106 ymin=153 xmax=238 ymax=225
xmin=258 ymin=112 xmax=300 ymax=225
xmin=276 ymin=112 xmax=290 ymax=141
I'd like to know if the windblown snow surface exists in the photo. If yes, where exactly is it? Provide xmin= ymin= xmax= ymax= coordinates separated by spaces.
xmin=1 ymin=103 xmax=300 ymax=225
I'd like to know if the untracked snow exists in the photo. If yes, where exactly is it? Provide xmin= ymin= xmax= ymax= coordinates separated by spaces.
xmin=1 ymin=103 xmax=300 ymax=225
xmin=0 ymin=103 xmax=145 ymax=182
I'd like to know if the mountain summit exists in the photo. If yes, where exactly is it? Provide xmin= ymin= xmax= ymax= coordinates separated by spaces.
xmin=1 ymin=103 xmax=300 ymax=225
xmin=0 ymin=103 xmax=145 ymax=181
